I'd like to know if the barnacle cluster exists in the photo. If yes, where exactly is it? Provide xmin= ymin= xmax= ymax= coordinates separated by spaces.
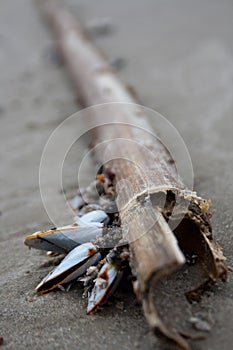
xmin=24 ymin=170 xmax=132 ymax=313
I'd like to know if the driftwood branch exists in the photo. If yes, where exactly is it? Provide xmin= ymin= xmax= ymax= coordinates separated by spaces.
xmin=38 ymin=1 xmax=227 ymax=349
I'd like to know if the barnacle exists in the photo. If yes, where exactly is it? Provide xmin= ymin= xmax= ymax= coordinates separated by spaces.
xmin=24 ymin=172 xmax=130 ymax=311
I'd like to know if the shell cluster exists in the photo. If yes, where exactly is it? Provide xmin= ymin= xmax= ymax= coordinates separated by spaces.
xmin=24 ymin=171 xmax=131 ymax=313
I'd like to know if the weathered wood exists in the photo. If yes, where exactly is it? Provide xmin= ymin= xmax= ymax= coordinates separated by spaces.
xmin=38 ymin=1 xmax=227 ymax=349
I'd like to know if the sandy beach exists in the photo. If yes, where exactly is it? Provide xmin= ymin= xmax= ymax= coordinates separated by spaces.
xmin=0 ymin=1 xmax=233 ymax=349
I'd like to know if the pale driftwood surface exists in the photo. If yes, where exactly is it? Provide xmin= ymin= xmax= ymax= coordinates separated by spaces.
xmin=38 ymin=1 xmax=227 ymax=349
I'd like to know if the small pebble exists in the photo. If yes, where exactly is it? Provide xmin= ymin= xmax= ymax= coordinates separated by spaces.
xmin=110 ymin=57 xmax=126 ymax=71
xmin=189 ymin=317 xmax=211 ymax=332
xmin=116 ymin=301 xmax=124 ymax=310
xmin=43 ymin=46 xmax=62 ymax=66
xmin=86 ymin=18 xmax=114 ymax=36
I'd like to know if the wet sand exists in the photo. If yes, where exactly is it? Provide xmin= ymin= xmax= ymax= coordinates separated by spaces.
xmin=0 ymin=1 xmax=232 ymax=349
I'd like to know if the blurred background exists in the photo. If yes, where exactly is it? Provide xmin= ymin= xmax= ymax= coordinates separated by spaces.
xmin=0 ymin=1 xmax=232 ymax=349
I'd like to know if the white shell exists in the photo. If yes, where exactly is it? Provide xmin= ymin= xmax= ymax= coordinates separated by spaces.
xmin=24 ymin=224 xmax=103 ymax=252
xmin=70 ymin=194 xmax=85 ymax=210
xmin=75 ymin=210 xmax=109 ymax=226
xmin=36 ymin=242 xmax=101 ymax=293
xmin=87 ymin=261 xmax=122 ymax=314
